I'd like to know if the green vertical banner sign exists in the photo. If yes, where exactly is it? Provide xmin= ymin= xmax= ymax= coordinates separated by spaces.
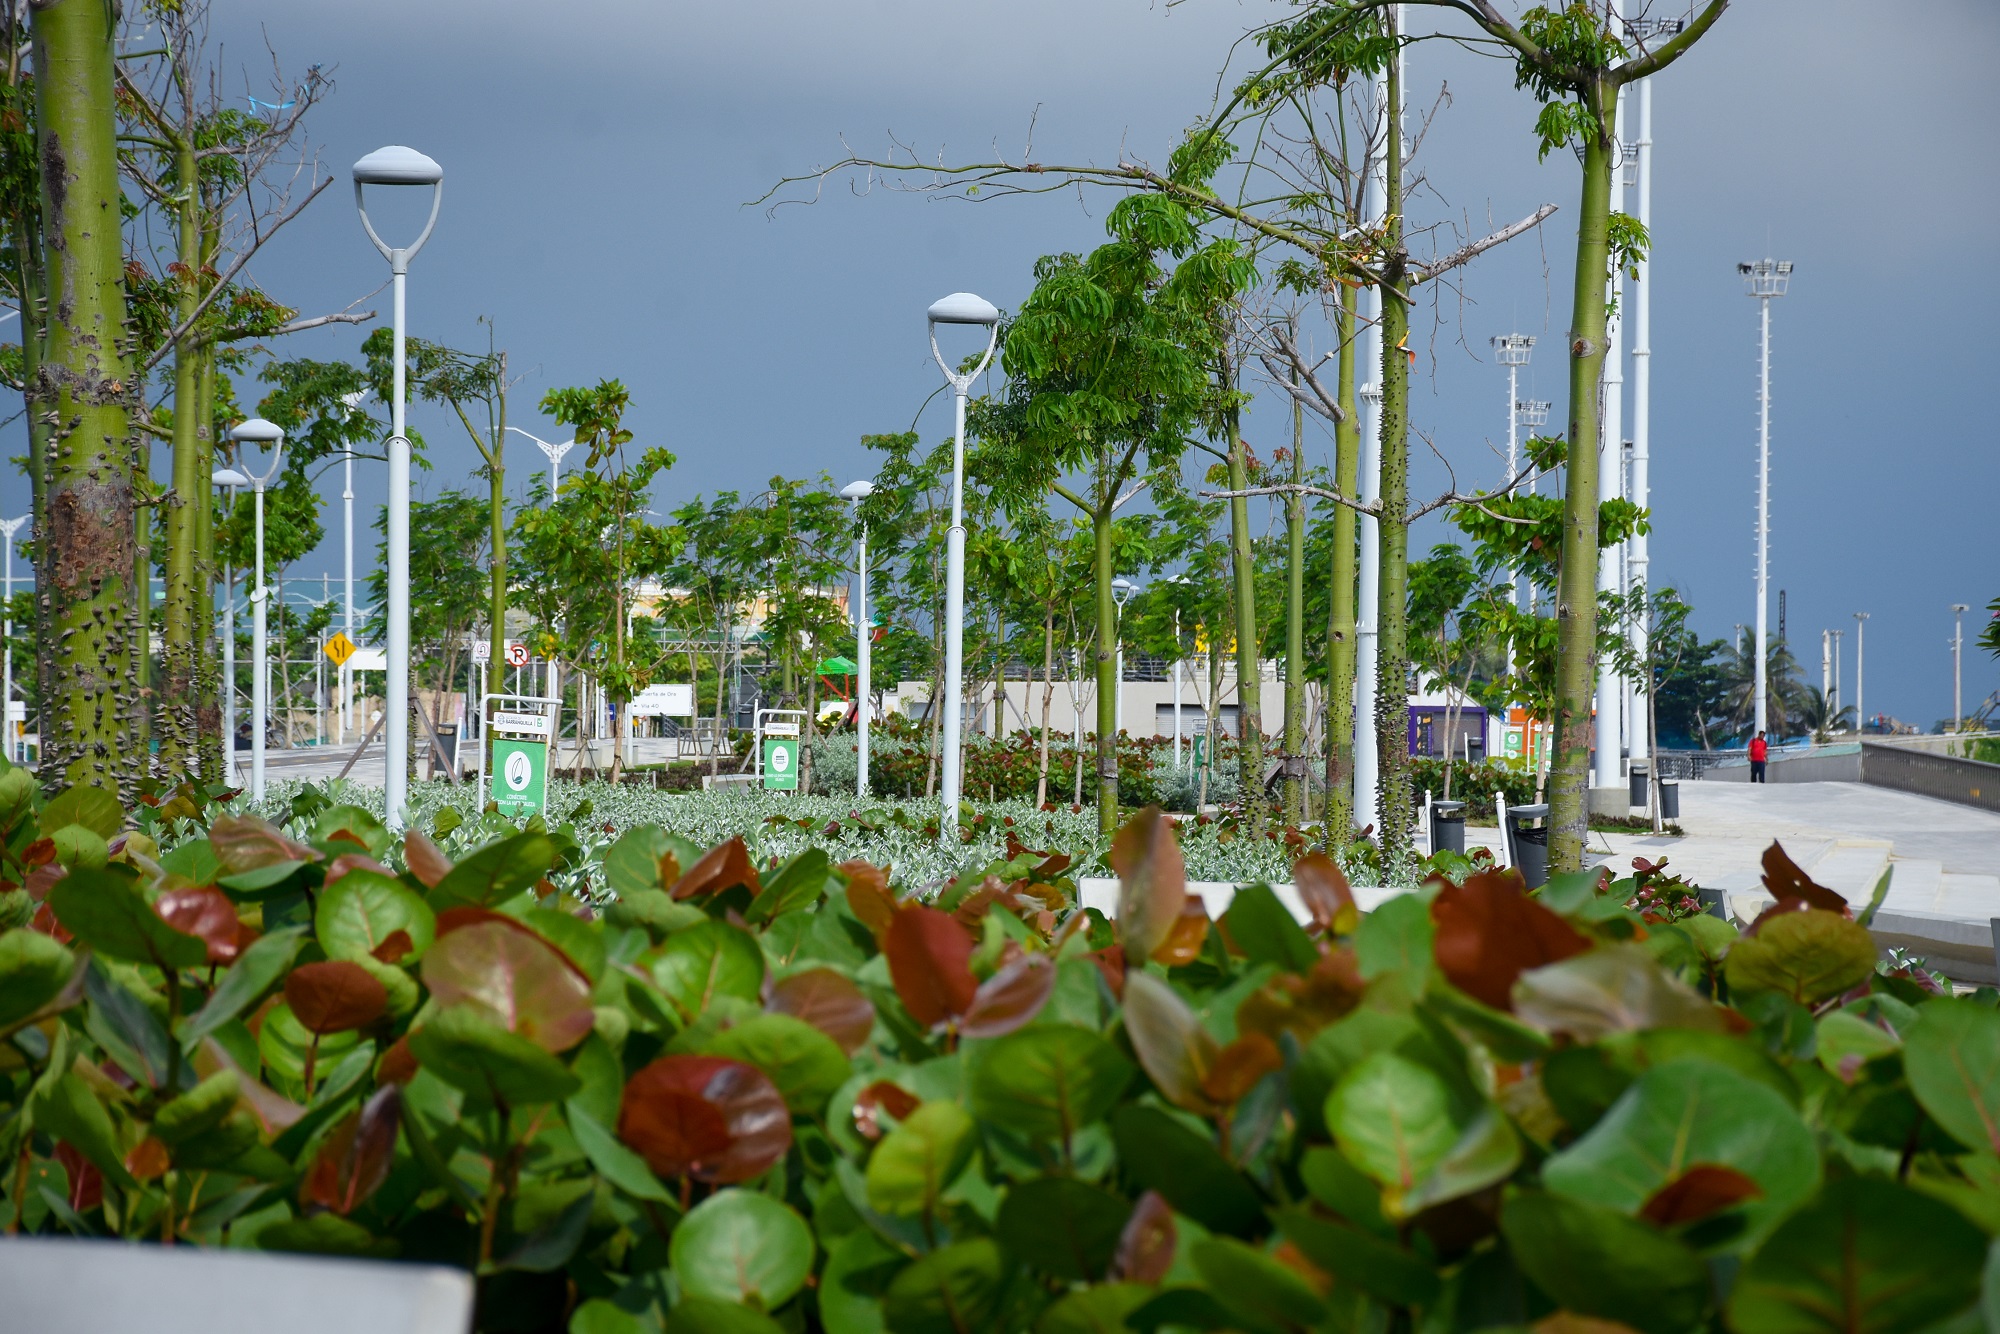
xmin=492 ymin=735 xmax=549 ymax=817
xmin=762 ymin=735 xmax=799 ymax=791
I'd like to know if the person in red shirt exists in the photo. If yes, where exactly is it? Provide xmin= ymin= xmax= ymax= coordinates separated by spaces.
xmin=1749 ymin=730 xmax=1768 ymax=783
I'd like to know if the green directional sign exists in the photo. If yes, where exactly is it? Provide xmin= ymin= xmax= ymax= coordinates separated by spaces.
xmin=492 ymin=737 xmax=549 ymax=817
xmin=762 ymin=736 xmax=799 ymax=791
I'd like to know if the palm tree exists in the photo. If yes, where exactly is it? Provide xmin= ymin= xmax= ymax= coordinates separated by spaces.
xmin=1716 ymin=630 xmax=1812 ymax=743
xmin=1794 ymin=685 xmax=1856 ymax=744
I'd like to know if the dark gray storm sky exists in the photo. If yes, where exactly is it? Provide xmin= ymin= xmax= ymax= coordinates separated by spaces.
xmin=83 ymin=0 xmax=2000 ymax=729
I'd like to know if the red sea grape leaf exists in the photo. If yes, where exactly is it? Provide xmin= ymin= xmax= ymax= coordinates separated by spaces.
xmin=883 ymin=903 xmax=977 ymax=1028
xmin=1638 ymin=1164 xmax=1763 ymax=1226
xmin=958 ymin=950 xmax=1056 ymax=1039
xmin=208 ymin=814 xmax=316 ymax=875
xmin=1198 ymin=1032 xmax=1284 ymax=1106
xmin=670 ymin=836 xmax=761 ymax=901
xmin=283 ymin=961 xmax=389 ymax=1035
xmin=1431 ymin=868 xmax=1592 ymax=1011
xmin=1113 ymin=1190 xmax=1177 ymax=1284
xmin=1110 ymin=806 xmax=1187 ymax=965
xmin=766 ymin=968 xmax=876 ymax=1055
xmin=301 ymin=1086 xmax=402 ymax=1217
xmin=155 ymin=886 xmax=243 ymax=965
xmin=840 ymin=859 xmax=897 ymax=941
xmin=617 ymin=1054 xmax=791 ymax=1183
xmin=1149 ymin=899 xmax=1210 ymax=967
xmin=402 ymin=830 xmax=454 ymax=889
xmin=1294 ymin=852 xmax=1357 ymax=934
xmin=419 ymin=921 xmax=595 ymax=1053
xmin=852 ymin=1080 xmax=920 ymax=1142
xmin=370 ymin=930 xmax=415 ymax=965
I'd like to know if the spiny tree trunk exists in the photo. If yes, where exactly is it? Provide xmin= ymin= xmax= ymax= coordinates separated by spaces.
xmin=1092 ymin=500 xmax=1118 ymax=836
xmin=159 ymin=137 xmax=205 ymax=781
xmin=1549 ymin=83 xmax=1618 ymax=873
xmin=1283 ymin=379 xmax=1306 ymax=827
xmin=1325 ymin=280 xmax=1360 ymax=842
xmin=1374 ymin=45 xmax=1414 ymax=860
xmin=33 ymin=0 xmax=139 ymax=795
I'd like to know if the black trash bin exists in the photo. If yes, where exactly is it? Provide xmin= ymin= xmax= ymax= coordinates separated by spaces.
xmin=1628 ymin=761 xmax=1649 ymax=810
xmin=1506 ymin=802 xmax=1550 ymax=889
xmin=1429 ymin=799 xmax=1466 ymax=855
xmin=1659 ymin=778 xmax=1681 ymax=821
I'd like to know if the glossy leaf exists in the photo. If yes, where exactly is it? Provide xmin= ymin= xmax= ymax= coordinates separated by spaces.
xmin=40 ymin=785 xmax=123 ymax=840
xmin=959 ymin=950 xmax=1056 ymax=1038
xmin=1543 ymin=1059 xmax=1819 ymax=1244
xmin=650 ymin=919 xmax=766 ymax=1023
xmin=1727 ymin=1176 xmax=1985 ymax=1334
xmin=1639 ymin=1164 xmax=1764 ymax=1226
xmin=0 ymin=929 xmax=76 ymax=1030
xmin=882 ymin=1238 xmax=1005 ymax=1334
xmin=1513 ymin=943 xmax=1732 ymax=1041
xmin=1223 ymin=882 xmax=1318 ymax=974
xmin=997 ymin=1175 xmax=1129 ymax=1280
xmin=1903 ymin=997 xmax=2000 ymax=1154
xmin=421 ymin=920 xmax=594 ymax=1052
xmin=401 ymin=829 xmax=454 ymax=888
xmin=301 ymin=1085 xmax=402 ymax=1216
xmin=566 ymin=1102 xmax=673 ymax=1202
xmin=1121 ymin=971 xmax=1220 ymax=1114
xmin=747 ymin=846 xmax=836 ymax=924
xmin=617 ymin=1053 xmax=791 ymax=1183
xmin=767 ymin=967 xmax=877 ymax=1054
xmin=208 ymin=813 xmax=316 ymax=874
xmin=603 ymin=824 xmax=693 ymax=897
xmin=1148 ymin=898 xmax=1210 ymax=967
xmin=967 ymin=1024 xmax=1132 ymax=1141
xmin=153 ymin=1069 xmax=240 ymax=1146
xmin=1111 ymin=1104 xmax=1266 ymax=1237
xmin=1354 ymin=891 xmax=1434 ymax=991
xmin=1272 ymin=1205 xmax=1440 ymax=1308
xmin=1724 ymin=908 xmax=1877 ymax=1005
xmin=670 ymin=835 xmax=761 ymax=900
xmin=47 ymin=870 xmax=207 ymax=970
xmin=318 ymin=869 xmax=437 ymax=966
xmin=819 ymin=1229 xmax=900 ymax=1334
xmin=1111 ymin=1190 xmax=1176 ymax=1284
xmin=1035 ymin=1285 xmax=1150 ymax=1334
xmin=1501 ymin=1189 xmax=1710 ymax=1334
xmin=429 ymin=832 xmax=558 ymax=909
xmin=1190 ymin=1236 xmax=1329 ymax=1332
xmin=851 ymin=1079 xmax=920 ymax=1141
xmin=671 ymin=1188 xmax=815 ymax=1308
xmin=284 ymin=961 xmax=389 ymax=1035
xmin=866 ymin=1099 xmax=975 ymax=1217
xmin=1759 ymin=841 xmax=1850 ymax=913
xmin=883 ymin=903 xmax=976 ymax=1028
xmin=840 ymin=859 xmax=897 ymax=942
xmin=407 ymin=1005 xmax=581 ymax=1106
xmin=703 ymin=1012 xmax=850 ymax=1115
xmin=1293 ymin=851 xmax=1357 ymax=934
xmin=154 ymin=887 xmax=245 ymax=965
xmin=1325 ymin=1052 xmax=1461 ymax=1202
xmin=1110 ymin=806 xmax=1186 ymax=964
xmin=1430 ymin=869 xmax=1591 ymax=1010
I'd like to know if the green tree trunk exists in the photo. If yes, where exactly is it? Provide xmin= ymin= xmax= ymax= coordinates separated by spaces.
xmin=1374 ymin=45 xmax=1414 ymax=859
xmin=1283 ymin=382 xmax=1305 ymax=827
xmin=1092 ymin=499 xmax=1118 ymax=835
xmin=32 ymin=0 xmax=139 ymax=794
xmin=159 ymin=138 xmax=203 ymax=781
xmin=1324 ymin=281 xmax=1360 ymax=842
xmin=192 ymin=346 xmax=220 ymax=783
xmin=1549 ymin=85 xmax=1618 ymax=873
xmin=1225 ymin=400 xmax=1264 ymax=825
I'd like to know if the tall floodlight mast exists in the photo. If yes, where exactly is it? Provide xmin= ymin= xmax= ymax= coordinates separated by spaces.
xmin=1740 ymin=257 xmax=1794 ymax=737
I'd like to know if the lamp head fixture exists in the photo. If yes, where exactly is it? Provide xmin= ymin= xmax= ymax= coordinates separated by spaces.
xmin=926 ymin=292 xmax=999 ymax=326
xmin=839 ymin=479 xmax=876 ymax=502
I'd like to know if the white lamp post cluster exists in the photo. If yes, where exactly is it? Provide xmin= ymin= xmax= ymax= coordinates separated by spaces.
xmin=225 ymin=418 xmax=286 ymax=801
xmin=1739 ymin=257 xmax=1792 ymax=739
xmin=839 ymin=479 xmax=875 ymax=797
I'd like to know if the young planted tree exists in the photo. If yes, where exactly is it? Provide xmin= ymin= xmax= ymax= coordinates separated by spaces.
xmin=519 ymin=381 xmax=676 ymax=785
xmin=993 ymin=173 xmax=1252 ymax=835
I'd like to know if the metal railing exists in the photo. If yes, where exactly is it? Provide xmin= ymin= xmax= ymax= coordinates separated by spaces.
xmin=1860 ymin=742 xmax=2000 ymax=815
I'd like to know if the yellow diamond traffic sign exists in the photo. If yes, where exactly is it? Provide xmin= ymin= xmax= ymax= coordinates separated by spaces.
xmin=323 ymin=632 xmax=358 ymax=667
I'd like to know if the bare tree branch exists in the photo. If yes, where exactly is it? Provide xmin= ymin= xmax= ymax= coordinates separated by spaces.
xmin=1411 ymin=203 xmax=1558 ymax=282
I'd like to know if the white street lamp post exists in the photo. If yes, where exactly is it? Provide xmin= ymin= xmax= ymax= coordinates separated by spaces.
xmin=1831 ymin=628 xmax=1843 ymax=723
xmin=1739 ymin=257 xmax=1793 ymax=739
xmin=1952 ymin=604 xmax=1968 ymax=732
xmin=212 ymin=468 xmax=247 ymax=766
xmin=506 ymin=426 xmax=576 ymax=498
xmin=1626 ymin=72 xmax=1654 ymax=770
xmin=229 ymin=420 xmax=286 ymax=802
xmin=354 ymin=144 xmax=443 ymax=830
xmin=840 ymin=479 xmax=875 ymax=797
xmin=0 ymin=516 xmax=24 ymax=762
xmin=1491 ymin=334 xmax=1534 ymax=662
xmin=337 ymin=390 xmax=368 ymax=744
xmin=1853 ymin=612 xmax=1868 ymax=735
xmin=927 ymin=292 xmax=1000 ymax=833
xmin=1592 ymin=90 xmax=1630 ymax=795
xmin=1112 ymin=578 xmax=1138 ymax=738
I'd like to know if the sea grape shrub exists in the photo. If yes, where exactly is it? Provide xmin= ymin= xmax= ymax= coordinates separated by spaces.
xmin=0 ymin=776 xmax=1994 ymax=1334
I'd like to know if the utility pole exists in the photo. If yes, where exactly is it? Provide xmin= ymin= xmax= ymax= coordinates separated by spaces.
xmin=1821 ymin=629 xmax=1831 ymax=715
xmin=1952 ymin=604 xmax=1968 ymax=730
xmin=1353 ymin=51 xmax=1391 ymax=831
xmin=1739 ymin=257 xmax=1793 ymax=737
xmin=1831 ymin=628 xmax=1843 ymax=723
